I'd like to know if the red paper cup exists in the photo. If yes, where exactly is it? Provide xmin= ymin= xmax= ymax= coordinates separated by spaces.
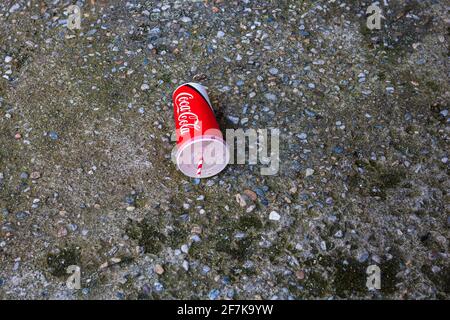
xmin=173 ymin=82 xmax=230 ymax=178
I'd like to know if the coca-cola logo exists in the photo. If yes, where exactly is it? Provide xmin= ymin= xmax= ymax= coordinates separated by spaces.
xmin=175 ymin=92 xmax=200 ymax=135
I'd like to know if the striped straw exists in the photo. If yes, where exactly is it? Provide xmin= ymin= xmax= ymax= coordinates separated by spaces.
xmin=196 ymin=156 xmax=203 ymax=176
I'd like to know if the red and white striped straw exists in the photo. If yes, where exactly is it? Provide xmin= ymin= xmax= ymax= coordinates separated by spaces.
xmin=196 ymin=156 xmax=203 ymax=176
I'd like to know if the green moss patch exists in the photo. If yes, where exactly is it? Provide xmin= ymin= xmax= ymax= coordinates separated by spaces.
xmin=125 ymin=218 xmax=166 ymax=254
xmin=46 ymin=246 xmax=81 ymax=278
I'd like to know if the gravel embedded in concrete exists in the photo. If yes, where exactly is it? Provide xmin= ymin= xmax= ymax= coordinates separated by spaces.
xmin=0 ymin=0 xmax=448 ymax=300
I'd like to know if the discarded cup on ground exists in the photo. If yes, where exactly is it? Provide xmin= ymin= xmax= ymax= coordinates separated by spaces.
xmin=172 ymin=82 xmax=230 ymax=178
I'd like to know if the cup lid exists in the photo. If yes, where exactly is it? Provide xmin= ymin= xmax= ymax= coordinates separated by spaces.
xmin=175 ymin=135 xmax=230 ymax=178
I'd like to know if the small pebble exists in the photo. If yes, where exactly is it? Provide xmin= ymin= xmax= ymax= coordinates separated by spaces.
xmin=180 ymin=17 xmax=192 ymax=23
xmin=304 ymin=109 xmax=316 ymax=117
xmin=154 ymin=264 xmax=164 ymax=275
xmin=125 ymin=195 xmax=135 ymax=205
xmin=181 ymin=244 xmax=189 ymax=253
xmin=57 ymin=227 xmax=68 ymax=237
xmin=243 ymin=189 xmax=257 ymax=201
xmin=154 ymin=282 xmax=164 ymax=292
xmin=111 ymin=257 xmax=121 ymax=264
xmin=305 ymin=168 xmax=314 ymax=177
xmin=20 ymin=172 xmax=29 ymax=180
xmin=295 ymin=270 xmax=305 ymax=280
xmin=191 ymin=226 xmax=202 ymax=234
xmin=234 ymin=232 xmax=246 ymax=239
xmin=357 ymin=251 xmax=370 ymax=263
xmin=48 ymin=131 xmax=58 ymax=140
xmin=333 ymin=146 xmax=344 ymax=154
xmin=269 ymin=211 xmax=281 ymax=221
xmin=30 ymin=172 xmax=41 ymax=179
xmin=372 ymin=255 xmax=381 ymax=264
xmin=235 ymin=194 xmax=247 ymax=207
xmin=264 ymin=93 xmax=277 ymax=101
xmin=386 ymin=87 xmax=395 ymax=94
xmin=334 ymin=230 xmax=343 ymax=238
xmin=431 ymin=266 xmax=441 ymax=273
xmin=269 ymin=67 xmax=279 ymax=75
xmin=227 ymin=115 xmax=240 ymax=125
xmin=16 ymin=211 xmax=29 ymax=220
xmin=208 ymin=289 xmax=220 ymax=300
xmin=202 ymin=265 xmax=211 ymax=274
xmin=297 ymin=133 xmax=307 ymax=140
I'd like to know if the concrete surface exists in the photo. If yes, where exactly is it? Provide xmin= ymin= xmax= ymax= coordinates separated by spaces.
xmin=0 ymin=0 xmax=448 ymax=299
